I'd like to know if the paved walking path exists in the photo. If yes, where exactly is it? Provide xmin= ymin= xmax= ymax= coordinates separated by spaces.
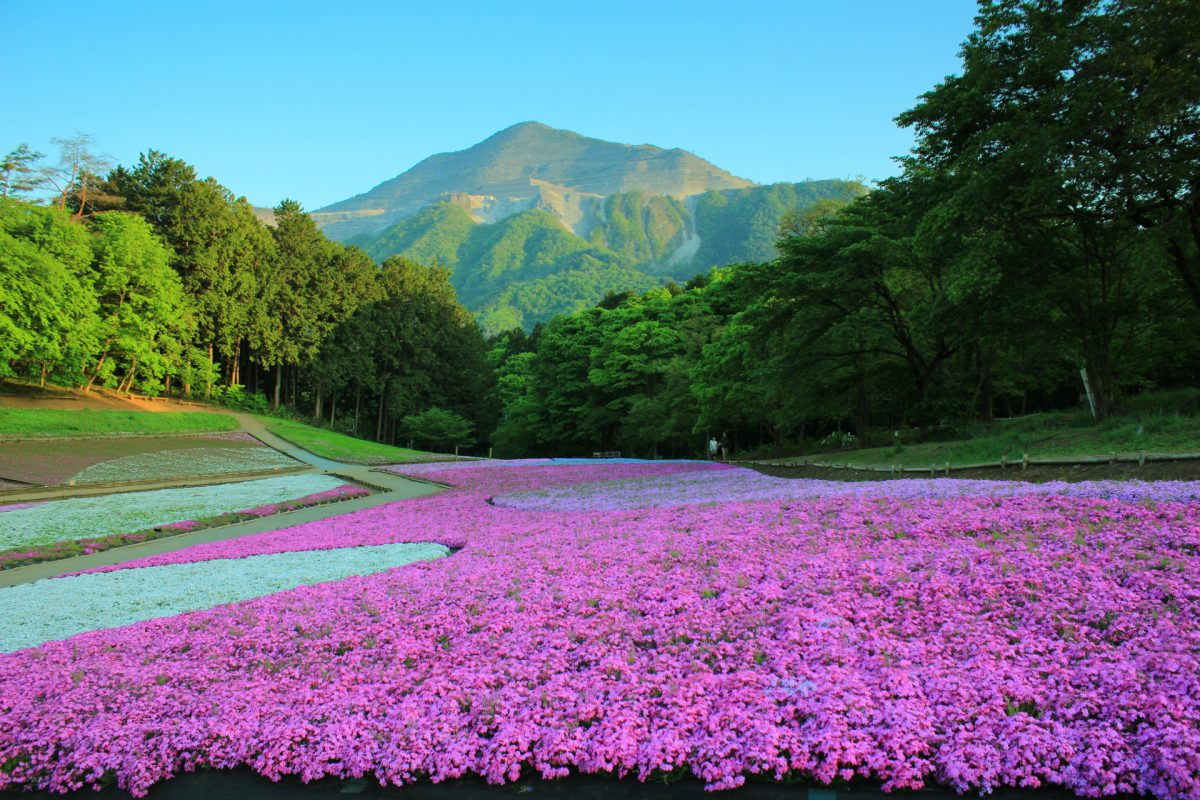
xmin=0 ymin=414 xmax=448 ymax=587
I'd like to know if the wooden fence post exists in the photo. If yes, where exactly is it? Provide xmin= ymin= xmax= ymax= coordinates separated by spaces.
xmin=1022 ymin=452 xmax=1029 ymax=470
xmin=1001 ymin=455 xmax=1008 ymax=470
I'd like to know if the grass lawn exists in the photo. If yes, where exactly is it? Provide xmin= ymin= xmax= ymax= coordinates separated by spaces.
xmin=261 ymin=417 xmax=440 ymax=463
xmin=0 ymin=409 xmax=237 ymax=438
xmin=809 ymin=395 xmax=1200 ymax=468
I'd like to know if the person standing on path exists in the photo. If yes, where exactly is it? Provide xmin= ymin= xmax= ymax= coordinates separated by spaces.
xmin=720 ymin=433 xmax=729 ymax=461
xmin=708 ymin=436 xmax=719 ymax=460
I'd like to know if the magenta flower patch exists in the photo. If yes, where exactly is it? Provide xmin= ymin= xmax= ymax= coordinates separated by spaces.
xmin=0 ymin=461 xmax=1198 ymax=799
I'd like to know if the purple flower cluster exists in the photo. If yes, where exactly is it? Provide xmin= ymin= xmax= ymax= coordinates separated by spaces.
xmin=0 ymin=501 xmax=43 ymax=513
xmin=1 ymin=461 xmax=1198 ymax=799
xmin=493 ymin=470 xmax=1200 ymax=512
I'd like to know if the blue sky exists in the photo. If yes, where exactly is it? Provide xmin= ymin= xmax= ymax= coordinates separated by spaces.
xmin=3 ymin=1 xmax=978 ymax=210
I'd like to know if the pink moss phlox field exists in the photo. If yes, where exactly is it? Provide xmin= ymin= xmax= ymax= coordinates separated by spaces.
xmin=1 ymin=461 xmax=1199 ymax=798
xmin=492 ymin=471 xmax=1200 ymax=512
xmin=76 ymin=463 xmax=721 ymax=574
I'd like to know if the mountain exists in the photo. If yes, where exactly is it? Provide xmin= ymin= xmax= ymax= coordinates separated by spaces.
xmin=316 ymin=123 xmax=867 ymax=334
xmin=314 ymin=122 xmax=754 ymax=241
xmin=353 ymin=180 xmax=867 ymax=335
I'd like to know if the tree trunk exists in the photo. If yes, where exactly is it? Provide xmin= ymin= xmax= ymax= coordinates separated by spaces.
xmin=273 ymin=363 xmax=282 ymax=410
xmin=206 ymin=344 xmax=213 ymax=398
xmin=39 ymin=363 xmax=47 ymax=388
xmin=118 ymin=357 xmax=139 ymax=393
xmin=354 ymin=385 xmax=362 ymax=435
xmin=230 ymin=338 xmax=241 ymax=386
xmin=84 ymin=349 xmax=110 ymax=391
xmin=855 ymin=379 xmax=870 ymax=446
xmin=376 ymin=381 xmax=387 ymax=442
xmin=313 ymin=386 xmax=323 ymax=422
xmin=330 ymin=391 xmax=337 ymax=429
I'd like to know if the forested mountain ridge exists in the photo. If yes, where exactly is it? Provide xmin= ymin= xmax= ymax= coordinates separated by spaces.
xmin=314 ymin=122 xmax=754 ymax=241
xmin=349 ymin=180 xmax=867 ymax=333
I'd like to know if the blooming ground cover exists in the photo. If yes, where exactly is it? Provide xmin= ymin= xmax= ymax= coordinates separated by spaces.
xmin=493 ymin=468 xmax=1200 ymax=512
xmin=0 ymin=477 xmax=369 ymax=570
xmin=0 ymin=460 xmax=1198 ymax=799
xmin=0 ymin=543 xmax=449 ymax=653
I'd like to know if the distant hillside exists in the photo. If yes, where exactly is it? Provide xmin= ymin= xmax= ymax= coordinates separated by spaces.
xmin=315 ymin=122 xmax=754 ymax=241
xmin=354 ymin=180 xmax=867 ymax=334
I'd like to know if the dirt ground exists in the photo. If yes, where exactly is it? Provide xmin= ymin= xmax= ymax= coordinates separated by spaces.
xmin=0 ymin=380 xmax=210 ymax=412
xmin=0 ymin=435 xmax=273 ymax=486
xmin=747 ymin=460 xmax=1200 ymax=483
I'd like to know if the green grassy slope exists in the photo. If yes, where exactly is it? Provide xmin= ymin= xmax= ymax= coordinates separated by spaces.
xmin=262 ymin=417 xmax=441 ymax=463
xmin=0 ymin=409 xmax=237 ymax=438
xmin=805 ymin=393 xmax=1200 ymax=468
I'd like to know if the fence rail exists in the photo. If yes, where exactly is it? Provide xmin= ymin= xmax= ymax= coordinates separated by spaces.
xmin=747 ymin=450 xmax=1200 ymax=475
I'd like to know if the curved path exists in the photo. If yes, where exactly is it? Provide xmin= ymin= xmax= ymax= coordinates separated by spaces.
xmin=0 ymin=415 xmax=446 ymax=587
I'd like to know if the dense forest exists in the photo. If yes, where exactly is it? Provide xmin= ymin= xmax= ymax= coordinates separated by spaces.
xmin=0 ymin=149 xmax=494 ymax=448
xmin=487 ymin=0 xmax=1200 ymax=456
xmin=2 ymin=0 xmax=1197 ymax=458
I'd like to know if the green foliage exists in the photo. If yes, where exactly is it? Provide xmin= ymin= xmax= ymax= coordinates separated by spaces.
xmin=1 ymin=144 xmax=44 ymax=199
xmin=87 ymin=212 xmax=187 ymax=394
xmin=0 ymin=199 xmax=99 ymax=383
xmin=689 ymin=181 xmax=867 ymax=274
xmin=401 ymin=407 xmax=476 ymax=452
xmin=209 ymin=384 xmax=270 ymax=414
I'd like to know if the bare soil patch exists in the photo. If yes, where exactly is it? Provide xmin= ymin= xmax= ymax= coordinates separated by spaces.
xmin=0 ymin=434 xmax=284 ymax=486
xmin=0 ymin=380 xmax=208 ymax=412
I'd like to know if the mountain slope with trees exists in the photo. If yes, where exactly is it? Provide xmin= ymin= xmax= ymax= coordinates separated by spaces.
xmin=350 ymin=180 xmax=867 ymax=333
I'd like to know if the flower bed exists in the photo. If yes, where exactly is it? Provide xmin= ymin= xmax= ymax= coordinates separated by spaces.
xmin=492 ymin=469 xmax=1200 ymax=512
xmin=0 ymin=461 xmax=1198 ymax=799
xmin=1 ymin=542 xmax=449 ymax=653
xmin=0 ymin=477 xmax=369 ymax=570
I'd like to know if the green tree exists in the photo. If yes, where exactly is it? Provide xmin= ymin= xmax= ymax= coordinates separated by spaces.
xmin=402 ymin=407 xmax=475 ymax=452
xmin=1 ymin=145 xmax=44 ymax=198
xmin=0 ymin=199 xmax=99 ymax=384
xmin=84 ymin=212 xmax=186 ymax=395
xmin=255 ymin=199 xmax=352 ymax=408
